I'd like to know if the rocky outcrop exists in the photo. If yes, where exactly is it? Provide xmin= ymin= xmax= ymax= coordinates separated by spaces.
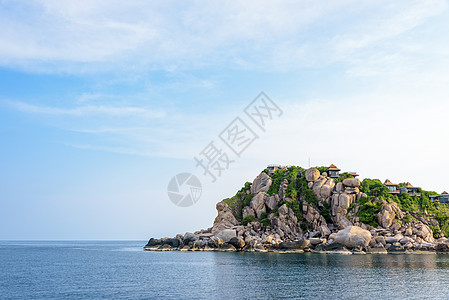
xmin=211 ymin=202 xmax=238 ymax=234
xmin=250 ymin=192 xmax=267 ymax=218
xmin=265 ymin=194 xmax=279 ymax=211
xmin=251 ymin=172 xmax=272 ymax=194
xmin=216 ymin=229 xmax=237 ymax=243
xmin=145 ymin=164 xmax=449 ymax=254
xmin=377 ymin=202 xmax=397 ymax=228
xmin=302 ymin=201 xmax=330 ymax=237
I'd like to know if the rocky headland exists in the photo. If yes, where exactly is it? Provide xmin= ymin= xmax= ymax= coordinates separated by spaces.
xmin=145 ymin=166 xmax=449 ymax=254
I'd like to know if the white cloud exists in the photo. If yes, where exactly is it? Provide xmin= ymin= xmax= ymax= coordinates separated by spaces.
xmin=2 ymin=0 xmax=446 ymax=73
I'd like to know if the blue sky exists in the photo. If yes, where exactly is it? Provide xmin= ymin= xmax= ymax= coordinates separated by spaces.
xmin=1 ymin=0 xmax=449 ymax=240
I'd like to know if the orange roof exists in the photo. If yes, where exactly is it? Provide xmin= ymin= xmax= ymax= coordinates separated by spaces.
xmin=384 ymin=179 xmax=399 ymax=186
xmin=328 ymin=164 xmax=340 ymax=171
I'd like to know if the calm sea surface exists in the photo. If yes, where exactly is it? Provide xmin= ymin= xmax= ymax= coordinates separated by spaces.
xmin=1 ymin=241 xmax=449 ymax=299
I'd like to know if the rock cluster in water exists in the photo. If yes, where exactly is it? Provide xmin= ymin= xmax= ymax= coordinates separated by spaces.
xmin=145 ymin=167 xmax=449 ymax=254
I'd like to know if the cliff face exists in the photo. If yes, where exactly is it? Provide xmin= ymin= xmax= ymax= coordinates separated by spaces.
xmin=145 ymin=166 xmax=449 ymax=253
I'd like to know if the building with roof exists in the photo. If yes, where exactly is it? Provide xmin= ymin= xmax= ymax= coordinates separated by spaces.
xmin=384 ymin=179 xmax=400 ymax=195
xmin=430 ymin=191 xmax=449 ymax=204
xmin=400 ymin=182 xmax=421 ymax=197
xmin=266 ymin=164 xmax=285 ymax=175
xmin=328 ymin=164 xmax=341 ymax=178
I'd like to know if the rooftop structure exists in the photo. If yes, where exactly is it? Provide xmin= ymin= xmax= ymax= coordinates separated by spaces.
xmin=328 ymin=164 xmax=340 ymax=178
xmin=430 ymin=191 xmax=449 ymax=204
xmin=400 ymin=182 xmax=421 ymax=197
xmin=384 ymin=179 xmax=400 ymax=194
xmin=266 ymin=164 xmax=286 ymax=174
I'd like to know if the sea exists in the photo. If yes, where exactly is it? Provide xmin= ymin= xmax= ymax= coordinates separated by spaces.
xmin=1 ymin=240 xmax=449 ymax=299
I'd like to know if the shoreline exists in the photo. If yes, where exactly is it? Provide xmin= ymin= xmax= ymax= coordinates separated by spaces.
xmin=144 ymin=247 xmax=449 ymax=255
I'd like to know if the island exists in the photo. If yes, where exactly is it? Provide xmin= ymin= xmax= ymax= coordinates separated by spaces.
xmin=145 ymin=164 xmax=449 ymax=254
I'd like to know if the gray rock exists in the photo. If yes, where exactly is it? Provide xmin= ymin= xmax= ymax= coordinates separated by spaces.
xmin=342 ymin=178 xmax=361 ymax=188
xmin=279 ymin=239 xmax=310 ymax=250
xmin=323 ymin=242 xmax=350 ymax=252
xmin=305 ymin=168 xmax=320 ymax=182
xmin=308 ymin=238 xmax=325 ymax=245
xmin=377 ymin=203 xmax=396 ymax=228
xmin=163 ymin=238 xmax=182 ymax=248
xmin=338 ymin=193 xmax=351 ymax=210
xmin=436 ymin=242 xmax=449 ymax=253
xmin=388 ymin=244 xmax=406 ymax=253
xmin=250 ymin=192 xmax=268 ymax=218
xmin=211 ymin=202 xmax=238 ymax=234
xmin=400 ymin=237 xmax=412 ymax=245
xmin=265 ymin=194 xmax=279 ymax=211
xmin=375 ymin=236 xmax=386 ymax=246
xmin=228 ymin=237 xmax=245 ymax=249
xmin=215 ymin=229 xmax=237 ymax=243
xmin=334 ymin=226 xmax=372 ymax=249
xmin=385 ymin=237 xmax=398 ymax=244
xmin=336 ymin=182 xmax=343 ymax=193
xmin=183 ymin=233 xmax=199 ymax=244
xmin=251 ymin=172 xmax=272 ymax=194
xmin=242 ymin=206 xmax=255 ymax=219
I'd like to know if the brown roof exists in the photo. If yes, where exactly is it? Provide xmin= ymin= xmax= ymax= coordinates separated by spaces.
xmin=442 ymin=191 xmax=448 ymax=195
xmin=384 ymin=179 xmax=398 ymax=186
xmin=328 ymin=164 xmax=340 ymax=171
xmin=405 ymin=182 xmax=421 ymax=189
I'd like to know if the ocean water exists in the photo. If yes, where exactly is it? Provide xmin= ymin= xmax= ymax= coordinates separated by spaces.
xmin=1 ymin=241 xmax=449 ymax=299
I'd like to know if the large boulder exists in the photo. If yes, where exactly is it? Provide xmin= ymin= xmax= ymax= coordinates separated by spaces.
xmin=377 ymin=203 xmax=396 ymax=228
xmin=242 ymin=206 xmax=255 ymax=219
xmin=228 ymin=237 xmax=245 ymax=249
xmin=342 ymin=178 xmax=361 ymax=188
xmin=334 ymin=226 xmax=372 ymax=249
xmin=279 ymin=239 xmax=310 ymax=250
xmin=319 ymin=179 xmax=335 ymax=200
xmin=265 ymin=194 xmax=279 ymax=211
xmin=182 ymin=232 xmax=199 ymax=244
xmin=338 ymin=193 xmax=352 ymax=210
xmin=211 ymin=202 xmax=238 ymax=234
xmin=162 ymin=238 xmax=182 ymax=248
xmin=215 ymin=229 xmax=237 ymax=243
xmin=305 ymin=168 xmax=320 ymax=182
xmin=416 ymin=223 xmax=434 ymax=243
xmin=250 ymin=192 xmax=267 ymax=218
xmin=251 ymin=172 xmax=272 ymax=194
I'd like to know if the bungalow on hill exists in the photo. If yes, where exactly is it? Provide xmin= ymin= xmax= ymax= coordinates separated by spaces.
xmin=328 ymin=164 xmax=340 ymax=178
xmin=266 ymin=164 xmax=286 ymax=175
xmin=430 ymin=191 xmax=449 ymax=204
xmin=384 ymin=179 xmax=400 ymax=195
xmin=400 ymin=182 xmax=421 ymax=197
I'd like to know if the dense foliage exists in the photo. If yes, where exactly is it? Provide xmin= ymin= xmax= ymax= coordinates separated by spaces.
xmin=334 ymin=172 xmax=354 ymax=184
xmin=356 ymin=197 xmax=382 ymax=227
xmin=224 ymin=168 xmax=449 ymax=238
xmin=361 ymin=177 xmax=449 ymax=237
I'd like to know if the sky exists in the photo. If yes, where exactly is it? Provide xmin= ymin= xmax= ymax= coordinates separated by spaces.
xmin=1 ymin=0 xmax=449 ymax=240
